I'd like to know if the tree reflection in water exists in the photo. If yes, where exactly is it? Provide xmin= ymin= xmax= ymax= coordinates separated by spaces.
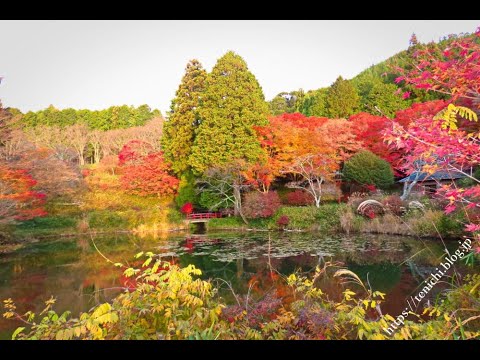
xmin=0 ymin=231 xmax=465 ymax=339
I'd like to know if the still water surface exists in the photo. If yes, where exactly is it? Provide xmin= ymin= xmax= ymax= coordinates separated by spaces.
xmin=0 ymin=231 xmax=457 ymax=339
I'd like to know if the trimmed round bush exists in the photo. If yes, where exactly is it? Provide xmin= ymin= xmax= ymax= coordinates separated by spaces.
xmin=343 ymin=150 xmax=394 ymax=190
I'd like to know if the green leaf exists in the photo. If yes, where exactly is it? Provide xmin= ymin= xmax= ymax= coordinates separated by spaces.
xmin=11 ymin=327 xmax=25 ymax=340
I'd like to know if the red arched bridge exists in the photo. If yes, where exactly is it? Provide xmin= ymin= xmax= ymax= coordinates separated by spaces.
xmin=186 ymin=212 xmax=223 ymax=223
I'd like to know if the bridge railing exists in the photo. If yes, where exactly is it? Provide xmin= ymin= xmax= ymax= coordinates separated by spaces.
xmin=186 ymin=212 xmax=222 ymax=220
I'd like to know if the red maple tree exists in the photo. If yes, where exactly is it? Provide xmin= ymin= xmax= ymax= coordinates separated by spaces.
xmin=0 ymin=163 xmax=47 ymax=223
xmin=119 ymin=141 xmax=179 ymax=197
xmin=394 ymin=28 xmax=480 ymax=105
xmin=386 ymin=29 xmax=480 ymax=248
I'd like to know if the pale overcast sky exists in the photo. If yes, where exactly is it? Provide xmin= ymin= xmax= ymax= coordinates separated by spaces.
xmin=0 ymin=20 xmax=478 ymax=114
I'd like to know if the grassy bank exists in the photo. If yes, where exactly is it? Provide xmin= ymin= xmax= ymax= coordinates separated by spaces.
xmin=8 ymin=190 xmax=186 ymax=245
xmin=5 ymin=192 xmax=466 ymax=254
xmin=207 ymin=202 xmax=464 ymax=240
xmin=339 ymin=205 xmax=464 ymax=239
xmin=208 ymin=204 xmax=347 ymax=233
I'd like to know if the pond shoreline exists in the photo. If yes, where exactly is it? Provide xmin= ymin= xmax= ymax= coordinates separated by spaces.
xmin=0 ymin=227 xmax=190 ymax=254
xmin=0 ymin=224 xmax=463 ymax=255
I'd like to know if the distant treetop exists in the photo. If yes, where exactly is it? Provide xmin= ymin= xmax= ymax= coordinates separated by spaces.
xmin=19 ymin=104 xmax=161 ymax=130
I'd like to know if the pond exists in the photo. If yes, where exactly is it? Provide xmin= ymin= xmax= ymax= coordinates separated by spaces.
xmin=0 ymin=231 xmax=463 ymax=339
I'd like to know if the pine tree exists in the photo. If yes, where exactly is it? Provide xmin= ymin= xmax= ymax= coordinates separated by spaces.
xmin=190 ymin=51 xmax=268 ymax=174
xmin=162 ymin=59 xmax=207 ymax=174
xmin=325 ymin=76 xmax=360 ymax=118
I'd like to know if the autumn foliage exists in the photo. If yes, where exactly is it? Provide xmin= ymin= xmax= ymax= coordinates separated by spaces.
xmin=255 ymin=114 xmax=361 ymax=180
xmin=393 ymin=100 xmax=448 ymax=127
xmin=180 ymin=202 xmax=194 ymax=216
xmin=0 ymin=163 xmax=47 ymax=223
xmin=266 ymin=113 xmax=329 ymax=130
xmin=395 ymin=28 xmax=480 ymax=104
xmin=253 ymin=113 xmax=362 ymax=207
xmin=284 ymin=190 xmax=314 ymax=206
xmin=243 ymin=191 xmax=281 ymax=219
xmin=119 ymin=140 xmax=179 ymax=197
xmin=386 ymin=28 xmax=480 ymax=246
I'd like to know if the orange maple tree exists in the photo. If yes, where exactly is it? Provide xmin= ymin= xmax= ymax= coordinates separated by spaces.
xmin=253 ymin=113 xmax=360 ymax=206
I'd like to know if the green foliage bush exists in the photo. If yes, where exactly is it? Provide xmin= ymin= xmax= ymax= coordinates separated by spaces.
xmin=458 ymin=167 xmax=480 ymax=188
xmin=436 ymin=212 xmax=464 ymax=238
xmin=198 ymin=191 xmax=224 ymax=211
xmin=409 ymin=210 xmax=463 ymax=238
xmin=343 ymin=150 xmax=394 ymax=190
xmin=175 ymin=172 xmax=198 ymax=208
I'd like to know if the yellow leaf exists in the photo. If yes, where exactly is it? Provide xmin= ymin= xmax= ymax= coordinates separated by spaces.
xmin=74 ymin=326 xmax=81 ymax=338
xmin=370 ymin=333 xmax=385 ymax=340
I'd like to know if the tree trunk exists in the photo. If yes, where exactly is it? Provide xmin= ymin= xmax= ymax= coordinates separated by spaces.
xmin=400 ymin=180 xmax=417 ymax=201
xmin=78 ymin=151 xmax=85 ymax=166
xmin=233 ymin=185 xmax=241 ymax=217
xmin=93 ymin=145 xmax=101 ymax=163
xmin=233 ymin=185 xmax=248 ymax=224
xmin=312 ymin=179 xmax=322 ymax=208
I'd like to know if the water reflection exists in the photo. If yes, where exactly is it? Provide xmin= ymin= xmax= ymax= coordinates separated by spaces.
xmin=0 ymin=231 xmax=462 ymax=339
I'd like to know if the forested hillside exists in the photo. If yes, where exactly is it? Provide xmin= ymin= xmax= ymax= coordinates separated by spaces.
xmin=267 ymin=33 xmax=472 ymax=118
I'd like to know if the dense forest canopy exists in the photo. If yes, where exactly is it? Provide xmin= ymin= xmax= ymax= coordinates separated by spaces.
xmin=14 ymin=104 xmax=161 ymax=130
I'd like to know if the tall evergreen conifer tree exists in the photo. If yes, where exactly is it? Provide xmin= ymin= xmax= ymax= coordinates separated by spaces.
xmin=190 ymin=51 xmax=268 ymax=174
xmin=162 ymin=59 xmax=207 ymax=174
xmin=325 ymin=76 xmax=360 ymax=118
